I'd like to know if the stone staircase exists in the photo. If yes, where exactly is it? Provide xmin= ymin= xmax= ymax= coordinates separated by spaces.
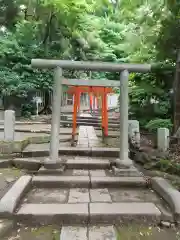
xmin=9 ymin=155 xmax=167 ymax=239
xmin=0 ymin=115 xmax=179 ymax=239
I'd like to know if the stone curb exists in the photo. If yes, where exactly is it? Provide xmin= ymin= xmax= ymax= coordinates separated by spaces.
xmin=12 ymin=158 xmax=41 ymax=171
xmin=22 ymin=147 xmax=120 ymax=158
xmin=151 ymin=177 xmax=180 ymax=223
xmin=32 ymin=176 xmax=90 ymax=188
xmin=0 ymin=175 xmax=32 ymax=217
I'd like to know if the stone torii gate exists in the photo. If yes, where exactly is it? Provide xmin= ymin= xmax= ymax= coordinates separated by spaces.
xmin=31 ymin=59 xmax=151 ymax=167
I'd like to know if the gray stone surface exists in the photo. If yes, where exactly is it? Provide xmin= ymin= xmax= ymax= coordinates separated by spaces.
xmin=0 ymin=160 xmax=11 ymax=168
xmin=60 ymin=226 xmax=87 ymax=240
xmin=90 ymin=189 xmax=112 ymax=202
xmin=109 ymin=188 xmax=160 ymax=203
xmin=91 ymin=176 xmax=146 ymax=188
xmin=91 ymin=148 xmax=119 ymax=157
xmin=66 ymin=159 xmax=110 ymax=170
xmin=115 ymin=159 xmax=134 ymax=169
xmin=13 ymin=158 xmax=41 ymax=170
xmin=112 ymin=167 xmax=140 ymax=177
xmin=32 ymin=176 xmax=90 ymax=188
xmin=0 ymin=219 xmax=14 ymax=238
xmin=25 ymin=188 xmax=69 ymax=204
xmin=38 ymin=166 xmax=65 ymax=175
xmin=90 ymin=170 xmax=106 ymax=177
xmin=73 ymin=170 xmax=89 ymax=176
xmin=17 ymin=203 xmax=89 ymax=224
xmin=89 ymin=202 xmax=161 ymax=223
xmin=151 ymin=177 xmax=180 ymax=222
xmin=68 ymin=188 xmax=90 ymax=203
xmin=88 ymin=226 xmax=117 ymax=240
xmin=0 ymin=175 xmax=32 ymax=216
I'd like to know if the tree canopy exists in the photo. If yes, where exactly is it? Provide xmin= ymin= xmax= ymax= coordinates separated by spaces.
xmin=0 ymin=0 xmax=179 ymax=127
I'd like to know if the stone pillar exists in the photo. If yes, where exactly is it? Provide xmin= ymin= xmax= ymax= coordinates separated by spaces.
xmin=4 ymin=110 xmax=15 ymax=141
xmin=49 ymin=67 xmax=63 ymax=163
xmin=128 ymin=120 xmax=140 ymax=147
xmin=119 ymin=70 xmax=129 ymax=160
xmin=157 ymin=128 xmax=169 ymax=152
xmin=116 ymin=70 xmax=132 ymax=168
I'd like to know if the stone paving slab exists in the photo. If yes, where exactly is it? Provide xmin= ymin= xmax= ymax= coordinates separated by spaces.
xmin=109 ymin=188 xmax=161 ymax=203
xmin=91 ymin=176 xmax=146 ymax=188
xmin=17 ymin=203 xmax=89 ymax=224
xmin=90 ymin=189 xmax=112 ymax=203
xmin=90 ymin=170 xmax=106 ymax=177
xmin=72 ymin=170 xmax=89 ymax=176
xmin=24 ymin=188 xmax=69 ymax=204
xmin=88 ymin=225 xmax=117 ymax=240
xmin=89 ymin=202 xmax=161 ymax=224
xmin=60 ymin=226 xmax=87 ymax=240
xmin=68 ymin=188 xmax=90 ymax=203
xmin=32 ymin=176 xmax=90 ymax=188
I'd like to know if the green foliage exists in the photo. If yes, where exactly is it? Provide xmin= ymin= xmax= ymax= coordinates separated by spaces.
xmin=0 ymin=0 xmax=178 ymax=122
xmin=145 ymin=119 xmax=173 ymax=132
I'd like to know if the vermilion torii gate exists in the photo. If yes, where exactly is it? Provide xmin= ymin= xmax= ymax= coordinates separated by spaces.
xmin=31 ymin=59 xmax=151 ymax=167
xmin=66 ymin=84 xmax=116 ymax=145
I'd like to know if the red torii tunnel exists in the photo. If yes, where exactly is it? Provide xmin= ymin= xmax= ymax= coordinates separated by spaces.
xmin=67 ymin=85 xmax=115 ymax=145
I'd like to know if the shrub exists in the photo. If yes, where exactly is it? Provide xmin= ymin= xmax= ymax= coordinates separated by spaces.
xmin=145 ymin=118 xmax=172 ymax=132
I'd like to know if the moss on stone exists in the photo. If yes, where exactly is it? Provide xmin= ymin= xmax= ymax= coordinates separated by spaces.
xmin=31 ymin=225 xmax=60 ymax=239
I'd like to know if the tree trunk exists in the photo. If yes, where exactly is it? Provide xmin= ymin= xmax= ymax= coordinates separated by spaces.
xmin=38 ymin=91 xmax=52 ymax=115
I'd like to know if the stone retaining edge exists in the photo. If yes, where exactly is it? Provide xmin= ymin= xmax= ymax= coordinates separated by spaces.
xmin=151 ymin=177 xmax=180 ymax=223
xmin=0 ymin=175 xmax=32 ymax=217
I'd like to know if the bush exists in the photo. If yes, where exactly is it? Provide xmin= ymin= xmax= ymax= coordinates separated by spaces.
xmin=145 ymin=118 xmax=173 ymax=132
xmin=21 ymin=102 xmax=36 ymax=118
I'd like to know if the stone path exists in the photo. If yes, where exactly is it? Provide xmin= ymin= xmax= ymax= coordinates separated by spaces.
xmin=0 ymin=114 xmax=179 ymax=239
xmin=77 ymin=113 xmax=103 ymax=147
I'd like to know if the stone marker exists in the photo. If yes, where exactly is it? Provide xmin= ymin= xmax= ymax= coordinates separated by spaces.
xmin=128 ymin=120 xmax=140 ymax=147
xmin=4 ymin=110 xmax=15 ymax=141
xmin=157 ymin=128 xmax=169 ymax=152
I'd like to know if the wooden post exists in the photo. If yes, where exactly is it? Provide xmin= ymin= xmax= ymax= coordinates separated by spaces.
xmin=104 ymin=88 xmax=108 ymax=137
xmin=89 ymin=91 xmax=93 ymax=114
xmin=77 ymin=88 xmax=81 ymax=113
xmin=101 ymin=91 xmax=105 ymax=142
xmin=72 ymin=88 xmax=78 ymax=146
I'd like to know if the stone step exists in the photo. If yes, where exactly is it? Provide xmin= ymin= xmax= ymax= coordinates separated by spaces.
xmin=32 ymin=176 xmax=90 ymax=188
xmin=66 ymin=158 xmax=110 ymax=170
xmin=90 ymin=176 xmax=146 ymax=188
xmin=16 ymin=202 xmax=161 ymax=224
xmin=32 ymin=175 xmax=146 ymax=188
